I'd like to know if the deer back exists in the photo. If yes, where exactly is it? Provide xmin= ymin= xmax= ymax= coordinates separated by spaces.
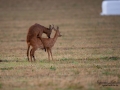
xmin=27 ymin=23 xmax=54 ymax=43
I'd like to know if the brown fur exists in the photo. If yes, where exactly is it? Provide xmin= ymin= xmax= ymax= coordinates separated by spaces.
xmin=26 ymin=23 xmax=53 ymax=51
xmin=27 ymin=26 xmax=61 ymax=62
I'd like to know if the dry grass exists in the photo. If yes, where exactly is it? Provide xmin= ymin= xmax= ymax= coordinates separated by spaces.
xmin=0 ymin=0 xmax=120 ymax=90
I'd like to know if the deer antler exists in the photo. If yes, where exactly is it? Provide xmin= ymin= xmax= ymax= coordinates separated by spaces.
xmin=52 ymin=24 xmax=55 ymax=30
xmin=51 ymin=25 xmax=59 ymax=31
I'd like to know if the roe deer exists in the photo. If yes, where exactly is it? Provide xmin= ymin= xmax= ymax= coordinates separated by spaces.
xmin=27 ymin=23 xmax=54 ymax=52
xmin=27 ymin=26 xmax=61 ymax=62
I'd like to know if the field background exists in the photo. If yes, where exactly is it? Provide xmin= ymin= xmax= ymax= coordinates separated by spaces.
xmin=0 ymin=0 xmax=120 ymax=90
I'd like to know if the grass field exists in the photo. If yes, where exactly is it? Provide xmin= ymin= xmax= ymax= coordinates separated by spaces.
xmin=0 ymin=0 xmax=120 ymax=90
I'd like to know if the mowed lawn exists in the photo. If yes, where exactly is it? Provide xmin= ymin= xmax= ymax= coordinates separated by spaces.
xmin=0 ymin=0 xmax=120 ymax=90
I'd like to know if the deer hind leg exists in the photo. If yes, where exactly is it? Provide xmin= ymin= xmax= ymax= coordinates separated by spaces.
xmin=30 ymin=49 xmax=33 ymax=62
xmin=46 ymin=48 xmax=50 ymax=62
xmin=27 ymin=43 xmax=30 ymax=61
xmin=30 ymin=48 xmax=37 ymax=62
xmin=32 ymin=48 xmax=37 ymax=61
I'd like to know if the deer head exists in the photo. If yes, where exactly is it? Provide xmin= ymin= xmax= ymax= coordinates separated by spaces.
xmin=54 ymin=26 xmax=62 ymax=37
xmin=46 ymin=25 xmax=54 ymax=38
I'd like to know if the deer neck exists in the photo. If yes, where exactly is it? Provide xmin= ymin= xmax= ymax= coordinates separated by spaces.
xmin=43 ymin=28 xmax=49 ymax=33
xmin=53 ymin=31 xmax=58 ymax=43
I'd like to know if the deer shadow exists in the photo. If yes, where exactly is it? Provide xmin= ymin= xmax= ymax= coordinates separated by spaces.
xmin=0 ymin=59 xmax=9 ymax=62
xmin=0 ymin=59 xmax=26 ymax=62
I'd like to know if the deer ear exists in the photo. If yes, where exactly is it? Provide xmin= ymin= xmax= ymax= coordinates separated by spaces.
xmin=49 ymin=25 xmax=51 ymax=29
xmin=57 ymin=26 xmax=59 ymax=30
xmin=52 ymin=24 xmax=54 ymax=29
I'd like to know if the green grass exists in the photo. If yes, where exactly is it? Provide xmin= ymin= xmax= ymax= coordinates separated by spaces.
xmin=50 ymin=66 xmax=56 ymax=71
xmin=0 ymin=67 xmax=13 ymax=70
xmin=101 ymin=56 xmax=120 ymax=61
xmin=0 ymin=83 xmax=2 ymax=89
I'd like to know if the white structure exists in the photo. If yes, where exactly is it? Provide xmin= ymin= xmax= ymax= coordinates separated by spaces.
xmin=101 ymin=0 xmax=120 ymax=15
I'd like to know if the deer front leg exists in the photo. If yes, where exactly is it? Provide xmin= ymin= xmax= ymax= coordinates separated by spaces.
xmin=49 ymin=48 xmax=53 ymax=60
